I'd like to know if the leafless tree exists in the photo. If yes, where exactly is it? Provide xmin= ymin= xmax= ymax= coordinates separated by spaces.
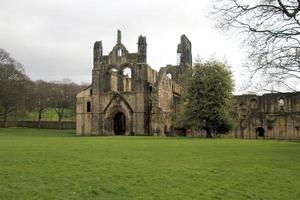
xmin=32 ymin=80 xmax=52 ymax=128
xmin=49 ymin=80 xmax=82 ymax=129
xmin=0 ymin=49 xmax=32 ymax=127
xmin=212 ymin=0 xmax=300 ymax=92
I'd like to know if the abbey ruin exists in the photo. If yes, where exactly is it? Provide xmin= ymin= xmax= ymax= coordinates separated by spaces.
xmin=76 ymin=30 xmax=190 ymax=136
xmin=236 ymin=93 xmax=300 ymax=139
xmin=76 ymin=30 xmax=300 ymax=139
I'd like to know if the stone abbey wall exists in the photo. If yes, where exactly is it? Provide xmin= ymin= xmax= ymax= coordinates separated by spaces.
xmin=76 ymin=30 xmax=299 ymax=139
xmin=76 ymin=30 xmax=191 ymax=136
xmin=235 ymin=92 xmax=300 ymax=139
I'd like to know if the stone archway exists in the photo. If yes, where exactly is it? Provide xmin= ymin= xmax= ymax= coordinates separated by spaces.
xmin=256 ymin=127 xmax=265 ymax=138
xmin=113 ymin=112 xmax=126 ymax=135
xmin=103 ymin=93 xmax=134 ymax=135
xmin=104 ymin=105 xmax=133 ymax=136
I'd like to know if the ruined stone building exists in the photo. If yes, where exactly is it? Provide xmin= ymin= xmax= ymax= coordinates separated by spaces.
xmin=76 ymin=30 xmax=300 ymax=139
xmin=76 ymin=30 xmax=191 ymax=136
xmin=235 ymin=92 xmax=300 ymax=139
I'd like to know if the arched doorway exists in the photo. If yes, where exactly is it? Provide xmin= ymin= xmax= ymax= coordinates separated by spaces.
xmin=256 ymin=127 xmax=265 ymax=138
xmin=113 ymin=112 xmax=126 ymax=135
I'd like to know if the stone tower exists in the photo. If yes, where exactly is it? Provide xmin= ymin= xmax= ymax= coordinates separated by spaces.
xmin=177 ymin=34 xmax=192 ymax=68
xmin=137 ymin=35 xmax=147 ymax=63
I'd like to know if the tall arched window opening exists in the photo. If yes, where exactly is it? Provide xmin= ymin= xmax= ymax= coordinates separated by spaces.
xmin=166 ymin=73 xmax=172 ymax=80
xmin=87 ymin=101 xmax=91 ymax=112
xmin=110 ymin=68 xmax=118 ymax=91
xmin=117 ymin=49 xmax=122 ymax=57
xmin=123 ymin=67 xmax=132 ymax=91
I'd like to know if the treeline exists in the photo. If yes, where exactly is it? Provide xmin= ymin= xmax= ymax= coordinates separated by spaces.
xmin=0 ymin=49 xmax=87 ymax=128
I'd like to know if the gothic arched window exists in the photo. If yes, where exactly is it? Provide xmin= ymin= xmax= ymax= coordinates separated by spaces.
xmin=250 ymin=98 xmax=258 ymax=109
xmin=110 ymin=68 xmax=118 ymax=91
xmin=117 ymin=49 xmax=122 ymax=57
xmin=167 ymin=73 xmax=172 ymax=80
xmin=123 ymin=67 xmax=132 ymax=91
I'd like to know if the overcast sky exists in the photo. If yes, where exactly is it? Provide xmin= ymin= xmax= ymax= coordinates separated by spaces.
xmin=0 ymin=0 xmax=249 ymax=93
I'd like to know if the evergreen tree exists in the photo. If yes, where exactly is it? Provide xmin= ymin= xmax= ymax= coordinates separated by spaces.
xmin=177 ymin=60 xmax=235 ymax=137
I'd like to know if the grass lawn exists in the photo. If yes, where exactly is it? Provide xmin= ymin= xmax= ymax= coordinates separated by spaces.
xmin=0 ymin=128 xmax=299 ymax=200
xmin=22 ymin=108 xmax=74 ymax=121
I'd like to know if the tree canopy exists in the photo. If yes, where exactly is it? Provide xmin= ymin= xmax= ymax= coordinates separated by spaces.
xmin=177 ymin=61 xmax=235 ymax=137
xmin=212 ymin=0 xmax=300 ymax=92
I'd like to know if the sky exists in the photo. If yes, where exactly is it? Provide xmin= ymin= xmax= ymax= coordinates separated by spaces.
xmin=0 ymin=0 xmax=249 ymax=93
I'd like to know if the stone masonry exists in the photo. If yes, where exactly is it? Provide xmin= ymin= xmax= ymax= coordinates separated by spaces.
xmin=235 ymin=92 xmax=300 ymax=139
xmin=77 ymin=30 xmax=300 ymax=139
xmin=76 ymin=30 xmax=191 ymax=136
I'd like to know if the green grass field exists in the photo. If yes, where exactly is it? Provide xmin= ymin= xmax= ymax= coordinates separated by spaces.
xmin=0 ymin=128 xmax=299 ymax=200
xmin=23 ymin=108 xmax=74 ymax=121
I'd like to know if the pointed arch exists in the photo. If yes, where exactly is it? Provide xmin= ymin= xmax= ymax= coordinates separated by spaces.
xmin=103 ymin=93 xmax=134 ymax=135
xmin=103 ymin=92 xmax=134 ymax=114
xmin=120 ymin=63 xmax=135 ymax=92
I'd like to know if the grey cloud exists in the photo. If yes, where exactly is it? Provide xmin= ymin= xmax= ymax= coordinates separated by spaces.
xmin=0 ymin=0 xmax=246 ymax=90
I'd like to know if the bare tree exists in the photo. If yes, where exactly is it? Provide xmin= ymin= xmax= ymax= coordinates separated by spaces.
xmin=212 ymin=0 xmax=300 ymax=91
xmin=32 ymin=80 xmax=52 ymax=128
xmin=49 ymin=80 xmax=81 ymax=129
xmin=0 ymin=49 xmax=31 ymax=127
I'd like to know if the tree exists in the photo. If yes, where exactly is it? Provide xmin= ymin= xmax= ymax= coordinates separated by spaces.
xmin=212 ymin=0 xmax=300 ymax=91
xmin=177 ymin=60 xmax=235 ymax=137
xmin=0 ymin=49 xmax=32 ymax=127
xmin=32 ymin=80 xmax=52 ymax=128
xmin=49 ymin=80 xmax=81 ymax=129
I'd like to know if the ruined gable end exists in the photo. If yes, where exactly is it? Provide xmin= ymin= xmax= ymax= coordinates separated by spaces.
xmin=76 ymin=30 xmax=187 ymax=136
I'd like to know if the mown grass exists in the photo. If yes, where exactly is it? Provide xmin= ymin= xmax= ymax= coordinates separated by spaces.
xmin=23 ymin=108 xmax=74 ymax=121
xmin=0 ymin=128 xmax=299 ymax=200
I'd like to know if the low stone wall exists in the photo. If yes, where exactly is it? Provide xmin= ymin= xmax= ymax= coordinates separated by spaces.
xmin=0 ymin=121 xmax=75 ymax=129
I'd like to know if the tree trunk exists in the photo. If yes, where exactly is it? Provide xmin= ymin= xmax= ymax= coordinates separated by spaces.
xmin=58 ymin=113 xmax=63 ymax=129
xmin=206 ymin=128 xmax=212 ymax=138
xmin=3 ymin=113 xmax=7 ymax=128
xmin=55 ymin=108 xmax=64 ymax=129
xmin=2 ymin=105 xmax=9 ymax=128
xmin=38 ymin=110 xmax=42 ymax=129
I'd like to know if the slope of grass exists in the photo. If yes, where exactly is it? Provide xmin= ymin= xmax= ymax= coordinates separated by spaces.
xmin=0 ymin=128 xmax=299 ymax=200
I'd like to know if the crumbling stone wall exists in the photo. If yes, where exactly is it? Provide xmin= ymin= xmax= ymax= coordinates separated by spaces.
xmin=76 ymin=30 xmax=190 ymax=136
xmin=76 ymin=86 xmax=92 ymax=135
xmin=76 ymin=30 xmax=299 ymax=139
xmin=235 ymin=92 xmax=300 ymax=139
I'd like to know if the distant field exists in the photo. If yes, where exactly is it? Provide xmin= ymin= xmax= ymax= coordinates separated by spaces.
xmin=23 ymin=108 xmax=74 ymax=121
xmin=0 ymin=128 xmax=299 ymax=200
